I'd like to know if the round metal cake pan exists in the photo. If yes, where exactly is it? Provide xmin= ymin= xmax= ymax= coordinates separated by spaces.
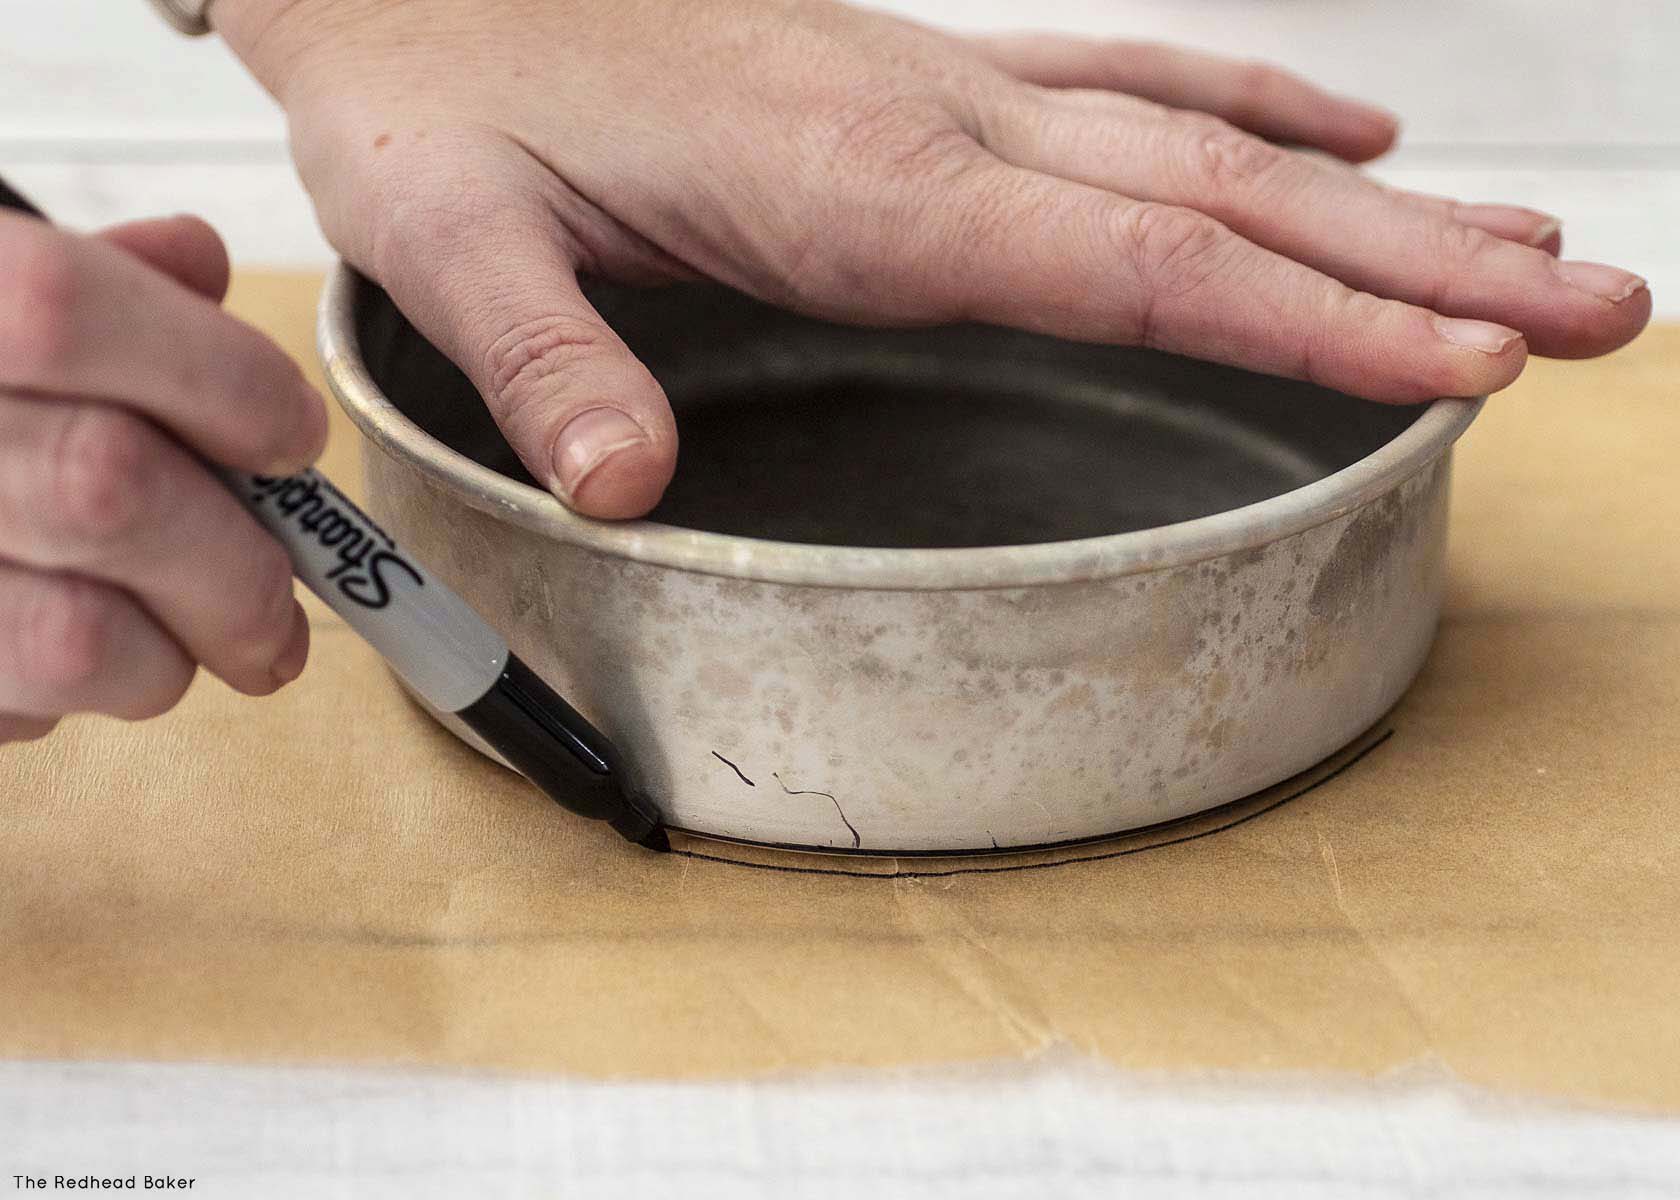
xmin=319 ymin=265 xmax=1481 ymax=855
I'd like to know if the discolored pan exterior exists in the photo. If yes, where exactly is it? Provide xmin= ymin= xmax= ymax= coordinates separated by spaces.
xmin=321 ymin=267 xmax=1478 ymax=854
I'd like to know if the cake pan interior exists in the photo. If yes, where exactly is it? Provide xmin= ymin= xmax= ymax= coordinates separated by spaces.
xmin=354 ymin=278 xmax=1421 ymax=549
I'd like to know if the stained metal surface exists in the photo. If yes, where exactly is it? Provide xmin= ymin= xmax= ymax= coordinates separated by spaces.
xmin=320 ymin=267 xmax=1480 ymax=853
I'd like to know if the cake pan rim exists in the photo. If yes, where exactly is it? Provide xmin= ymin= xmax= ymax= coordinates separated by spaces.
xmin=319 ymin=263 xmax=1483 ymax=592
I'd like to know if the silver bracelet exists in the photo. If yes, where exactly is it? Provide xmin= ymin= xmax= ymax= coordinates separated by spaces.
xmin=146 ymin=0 xmax=215 ymax=36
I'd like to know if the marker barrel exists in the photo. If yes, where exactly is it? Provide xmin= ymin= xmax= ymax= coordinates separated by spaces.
xmin=224 ymin=469 xmax=508 ymax=713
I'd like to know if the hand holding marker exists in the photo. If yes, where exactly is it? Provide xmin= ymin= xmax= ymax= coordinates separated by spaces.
xmin=0 ymin=176 xmax=667 ymax=852
xmin=231 ymin=470 xmax=667 ymax=851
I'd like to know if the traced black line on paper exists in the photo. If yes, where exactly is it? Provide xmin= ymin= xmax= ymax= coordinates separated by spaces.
xmin=667 ymin=727 xmax=1396 ymax=880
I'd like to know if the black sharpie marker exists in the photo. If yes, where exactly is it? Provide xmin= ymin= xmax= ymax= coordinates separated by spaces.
xmin=0 ymin=175 xmax=667 ymax=851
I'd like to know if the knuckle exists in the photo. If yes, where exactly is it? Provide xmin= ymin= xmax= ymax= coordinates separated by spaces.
xmin=21 ymin=576 xmax=116 ymax=691
xmin=790 ymin=111 xmax=982 ymax=314
xmin=1438 ymin=220 xmax=1503 ymax=266
xmin=0 ymin=226 xmax=79 ymax=380
xmin=1426 ymin=223 xmax=1504 ymax=309
xmin=481 ymin=314 xmax=615 ymax=421
xmin=1179 ymin=115 xmax=1288 ymax=197
xmin=1297 ymin=287 xmax=1376 ymax=390
xmin=826 ymin=93 xmax=971 ymax=178
xmin=1116 ymin=203 xmax=1235 ymax=297
xmin=1110 ymin=203 xmax=1240 ymax=348
xmin=48 ymin=408 xmax=162 ymax=547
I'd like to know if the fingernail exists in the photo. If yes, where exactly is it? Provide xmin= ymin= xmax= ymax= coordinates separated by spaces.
xmin=1451 ymin=203 xmax=1562 ymax=249
xmin=1432 ymin=316 xmax=1522 ymax=354
xmin=269 ymin=603 xmax=310 ymax=688
xmin=1555 ymin=260 xmax=1647 ymax=303
xmin=552 ymin=407 xmax=648 ymax=499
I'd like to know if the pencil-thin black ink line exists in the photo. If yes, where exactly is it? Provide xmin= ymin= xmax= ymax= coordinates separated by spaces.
xmin=667 ymin=728 xmax=1396 ymax=880
xmin=711 ymin=750 xmax=756 ymax=787
xmin=774 ymin=772 xmax=860 ymax=849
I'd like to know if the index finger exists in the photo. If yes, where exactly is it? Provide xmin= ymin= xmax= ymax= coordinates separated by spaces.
xmin=0 ymin=213 xmax=326 ymax=473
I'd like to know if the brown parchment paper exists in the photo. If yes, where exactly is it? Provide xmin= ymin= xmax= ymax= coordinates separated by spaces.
xmin=3 ymin=273 xmax=1678 ymax=1110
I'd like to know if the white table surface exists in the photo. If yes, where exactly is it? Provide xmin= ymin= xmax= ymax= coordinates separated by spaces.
xmin=8 ymin=1057 xmax=1680 ymax=1198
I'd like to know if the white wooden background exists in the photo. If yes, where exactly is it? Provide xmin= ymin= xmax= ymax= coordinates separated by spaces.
xmin=2 ymin=0 xmax=1676 ymax=315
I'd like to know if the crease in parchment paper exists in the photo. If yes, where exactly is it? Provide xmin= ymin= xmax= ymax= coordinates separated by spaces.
xmin=1310 ymin=821 xmax=1437 ymax=1046
xmin=890 ymin=880 xmax=1058 ymax=1054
